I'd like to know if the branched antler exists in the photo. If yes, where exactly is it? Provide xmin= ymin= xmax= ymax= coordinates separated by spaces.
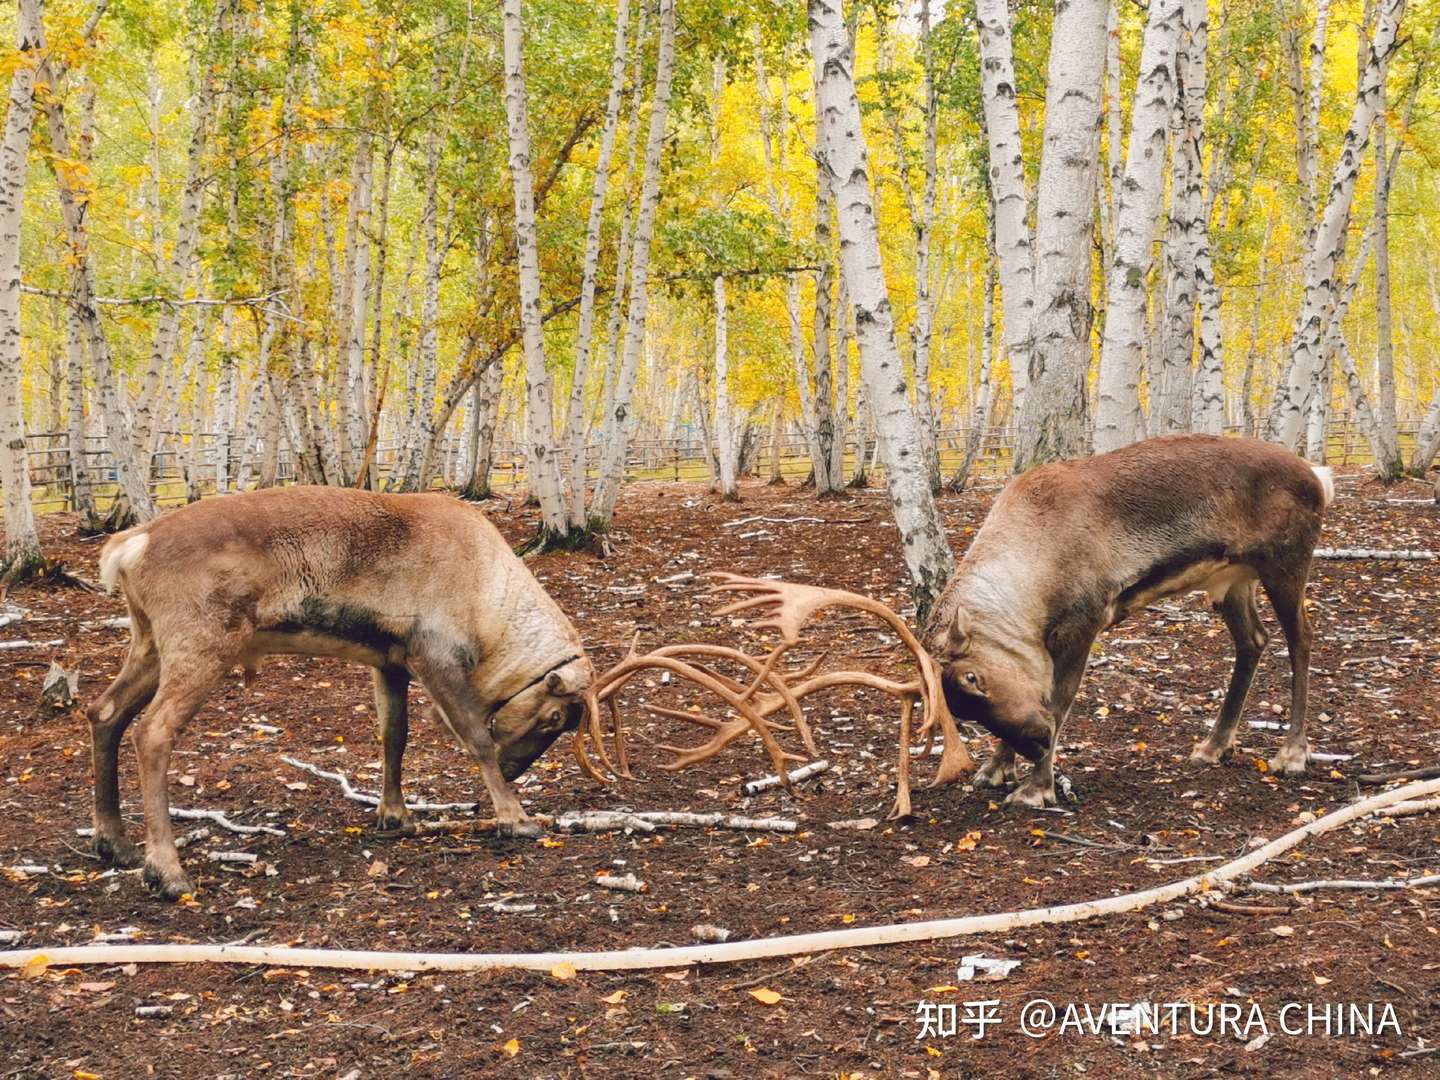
xmin=576 ymin=574 xmax=976 ymax=818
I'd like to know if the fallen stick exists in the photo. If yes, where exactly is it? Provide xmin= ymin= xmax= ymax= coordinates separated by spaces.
xmin=742 ymin=760 xmax=831 ymax=796
xmin=555 ymin=811 xmax=656 ymax=833
xmin=281 ymin=757 xmax=478 ymax=813
xmin=630 ymin=811 xmax=797 ymax=833
xmin=207 ymin=851 xmax=258 ymax=865
xmin=171 ymin=808 xmax=285 ymax=838
xmin=1244 ymin=874 xmax=1440 ymax=895
xmin=595 ymin=873 xmax=647 ymax=894
xmin=1207 ymin=898 xmax=1291 ymax=917
xmin=5 ymin=777 xmax=1435 ymax=974
xmin=1314 ymin=548 xmax=1436 ymax=561
xmin=1357 ymin=764 xmax=1440 ymax=785
xmin=0 ymin=639 xmax=64 ymax=650
xmin=722 ymin=515 xmax=827 ymax=528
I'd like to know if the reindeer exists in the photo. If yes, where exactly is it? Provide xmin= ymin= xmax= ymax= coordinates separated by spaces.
xmin=926 ymin=435 xmax=1333 ymax=808
xmin=89 ymin=486 xmax=593 ymax=899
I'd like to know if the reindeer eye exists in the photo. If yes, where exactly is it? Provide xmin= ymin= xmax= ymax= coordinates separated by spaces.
xmin=549 ymin=710 xmax=562 ymax=726
xmin=964 ymin=672 xmax=978 ymax=686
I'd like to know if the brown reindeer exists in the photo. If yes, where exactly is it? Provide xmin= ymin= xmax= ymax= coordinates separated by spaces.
xmin=89 ymin=486 xmax=593 ymax=899
xmin=926 ymin=435 xmax=1332 ymax=808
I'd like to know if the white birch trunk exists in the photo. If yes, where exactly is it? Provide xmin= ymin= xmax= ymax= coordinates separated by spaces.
xmin=1265 ymin=0 xmax=1404 ymax=450
xmin=714 ymin=274 xmax=736 ymax=498
xmin=41 ymin=66 xmax=156 ymax=523
xmin=1153 ymin=0 xmax=1207 ymax=436
xmin=502 ymin=0 xmax=567 ymax=535
xmin=909 ymin=0 xmax=940 ymax=489
xmin=342 ymin=134 xmax=373 ymax=484
xmin=1094 ymin=0 xmax=1183 ymax=452
xmin=1371 ymin=116 xmax=1403 ymax=479
xmin=1012 ymin=0 xmax=1109 ymax=469
xmin=0 ymin=0 xmax=43 ymax=576
xmin=592 ymin=0 xmax=677 ymax=527
xmin=810 ymin=0 xmax=953 ymax=610
xmin=564 ymin=0 xmax=632 ymax=525
xmin=975 ymin=0 xmax=1034 ymax=413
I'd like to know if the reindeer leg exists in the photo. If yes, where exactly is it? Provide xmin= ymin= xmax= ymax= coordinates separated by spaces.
xmin=133 ymin=647 xmax=234 ymax=900
xmin=975 ymin=739 xmax=1018 ymax=789
xmin=1192 ymin=579 xmax=1267 ymax=765
xmin=1007 ymin=650 xmax=1089 ymax=809
xmin=1260 ymin=564 xmax=1315 ymax=776
xmin=87 ymin=618 xmax=159 ymax=868
xmin=417 ymin=666 xmax=539 ymax=838
xmin=373 ymin=665 xmax=416 ymax=835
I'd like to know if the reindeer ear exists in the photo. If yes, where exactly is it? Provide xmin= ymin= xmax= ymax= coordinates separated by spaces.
xmin=546 ymin=670 xmax=566 ymax=693
xmin=947 ymin=606 xmax=972 ymax=656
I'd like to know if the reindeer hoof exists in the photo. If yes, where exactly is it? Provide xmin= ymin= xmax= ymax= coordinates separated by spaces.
xmin=1004 ymin=781 xmax=1056 ymax=809
xmin=1268 ymin=746 xmax=1309 ymax=777
xmin=94 ymin=834 xmax=142 ymax=869
xmin=1189 ymin=741 xmax=1233 ymax=766
xmin=496 ymin=820 xmax=542 ymax=840
xmin=142 ymin=863 xmax=194 ymax=902
xmin=975 ymin=761 xmax=1018 ymax=789
xmin=375 ymin=810 xmax=418 ymax=836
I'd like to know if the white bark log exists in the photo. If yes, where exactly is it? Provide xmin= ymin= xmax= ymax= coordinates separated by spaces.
xmin=1012 ymin=0 xmax=1109 ymax=468
xmin=810 ymin=0 xmax=953 ymax=610
xmin=1265 ymin=0 xmax=1404 ymax=450
xmin=1094 ymin=0 xmax=1183 ymax=453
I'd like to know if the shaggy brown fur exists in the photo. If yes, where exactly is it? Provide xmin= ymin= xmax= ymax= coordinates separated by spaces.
xmin=927 ymin=435 xmax=1332 ymax=808
xmin=89 ymin=486 xmax=592 ymax=899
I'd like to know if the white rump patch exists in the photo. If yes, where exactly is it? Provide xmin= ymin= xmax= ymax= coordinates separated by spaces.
xmin=1310 ymin=465 xmax=1335 ymax=508
xmin=98 ymin=533 xmax=149 ymax=594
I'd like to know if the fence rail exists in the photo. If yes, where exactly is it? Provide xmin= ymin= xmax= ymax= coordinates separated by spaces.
xmin=6 ymin=419 xmax=1426 ymax=515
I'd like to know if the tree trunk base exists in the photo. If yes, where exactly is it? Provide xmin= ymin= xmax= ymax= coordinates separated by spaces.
xmin=456 ymin=480 xmax=495 ymax=502
xmin=516 ymin=523 xmax=609 ymax=557
xmin=766 ymin=474 xmax=786 ymax=487
xmin=846 ymin=471 xmax=869 ymax=489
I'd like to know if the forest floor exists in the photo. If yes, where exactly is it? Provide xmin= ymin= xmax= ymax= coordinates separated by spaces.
xmin=1 ymin=469 xmax=1438 ymax=1079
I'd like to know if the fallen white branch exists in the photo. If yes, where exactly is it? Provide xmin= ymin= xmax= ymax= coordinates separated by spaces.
xmin=1244 ymin=874 xmax=1439 ymax=895
xmin=595 ymin=873 xmax=647 ymax=894
xmin=722 ymin=515 xmax=827 ymax=528
xmin=742 ymin=760 xmax=832 ymax=796
xmin=5 ymin=777 xmax=1434 ymax=974
xmin=556 ymin=811 xmax=656 ymax=833
xmin=207 ymin=851 xmax=258 ymax=865
xmin=1314 ymin=548 xmax=1436 ymax=561
xmin=281 ymin=757 xmax=478 ymax=813
xmin=0 ymin=931 xmax=21 ymax=945
xmin=171 ymin=808 xmax=285 ymax=838
xmin=0 ymin=639 xmax=64 ymax=651
xmin=6 ymin=865 xmax=50 ymax=875
xmin=631 ymin=811 xmax=797 ymax=832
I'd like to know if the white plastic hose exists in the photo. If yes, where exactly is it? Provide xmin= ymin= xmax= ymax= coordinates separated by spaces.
xmin=3 ymin=778 xmax=1436 ymax=974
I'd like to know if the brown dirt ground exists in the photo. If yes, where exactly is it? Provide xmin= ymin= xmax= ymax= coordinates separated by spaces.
xmin=1 ymin=469 xmax=1438 ymax=1080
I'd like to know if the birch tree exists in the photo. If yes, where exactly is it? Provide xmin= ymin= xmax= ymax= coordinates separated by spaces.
xmin=809 ymin=0 xmax=952 ymax=612
xmin=0 ymin=0 xmax=44 ymax=580
xmin=592 ymin=0 xmax=677 ymax=528
xmin=1265 ymin=0 xmax=1405 ymax=450
xmin=1094 ymin=0 xmax=1183 ymax=453
xmin=563 ymin=0 xmax=632 ymax=523
xmin=1153 ymin=0 xmax=1208 ymax=435
xmin=502 ymin=0 xmax=568 ymax=539
xmin=974 ymin=0 xmax=1034 ymax=412
xmin=1012 ymin=0 xmax=1109 ymax=469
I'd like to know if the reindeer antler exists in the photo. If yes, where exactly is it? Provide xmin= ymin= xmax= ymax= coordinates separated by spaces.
xmin=576 ymin=573 xmax=976 ymax=820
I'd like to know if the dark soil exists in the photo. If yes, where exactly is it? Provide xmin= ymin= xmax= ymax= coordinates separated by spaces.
xmin=1 ymin=470 xmax=1438 ymax=1079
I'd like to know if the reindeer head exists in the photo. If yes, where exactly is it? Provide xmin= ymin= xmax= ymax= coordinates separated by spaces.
xmin=490 ymin=654 xmax=594 ymax=780
xmin=931 ymin=605 xmax=1052 ymax=762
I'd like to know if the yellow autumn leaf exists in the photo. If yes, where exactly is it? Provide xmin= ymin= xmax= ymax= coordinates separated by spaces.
xmin=502 ymin=1037 xmax=520 ymax=1057
xmin=21 ymin=953 xmax=49 ymax=979
xmin=749 ymin=987 xmax=782 ymax=1005
xmin=550 ymin=962 xmax=577 ymax=981
xmin=601 ymin=989 xmax=627 ymax=1004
